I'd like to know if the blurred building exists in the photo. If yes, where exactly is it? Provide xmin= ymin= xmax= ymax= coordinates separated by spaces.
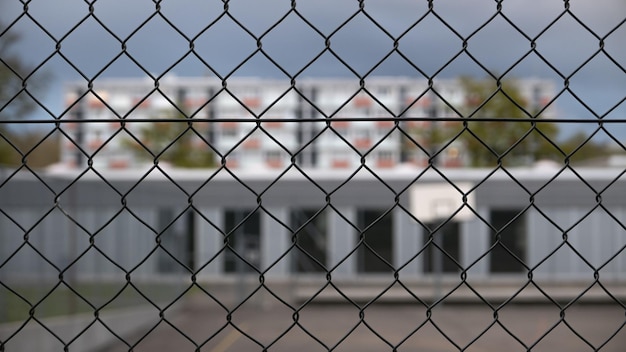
xmin=60 ymin=76 xmax=556 ymax=170
xmin=1 ymin=166 xmax=625 ymax=286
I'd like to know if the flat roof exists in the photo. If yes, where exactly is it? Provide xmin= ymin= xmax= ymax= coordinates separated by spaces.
xmin=31 ymin=164 xmax=626 ymax=183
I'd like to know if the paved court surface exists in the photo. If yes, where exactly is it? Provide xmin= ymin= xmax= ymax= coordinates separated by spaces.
xmin=101 ymin=299 xmax=626 ymax=352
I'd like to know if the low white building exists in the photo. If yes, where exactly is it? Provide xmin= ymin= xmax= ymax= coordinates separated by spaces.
xmin=1 ymin=165 xmax=624 ymax=283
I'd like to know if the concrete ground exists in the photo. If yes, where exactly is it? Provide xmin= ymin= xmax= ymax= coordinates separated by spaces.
xmin=100 ymin=297 xmax=626 ymax=352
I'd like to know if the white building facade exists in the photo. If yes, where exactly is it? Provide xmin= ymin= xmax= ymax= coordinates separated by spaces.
xmin=60 ymin=76 xmax=556 ymax=171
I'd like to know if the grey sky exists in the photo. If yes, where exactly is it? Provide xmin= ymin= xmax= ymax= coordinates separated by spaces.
xmin=2 ymin=0 xmax=625 ymax=139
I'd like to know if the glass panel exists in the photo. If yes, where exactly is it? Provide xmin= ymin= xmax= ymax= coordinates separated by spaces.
xmin=490 ymin=210 xmax=527 ymax=273
xmin=423 ymin=221 xmax=461 ymax=274
xmin=157 ymin=208 xmax=193 ymax=273
xmin=290 ymin=209 xmax=327 ymax=273
xmin=357 ymin=210 xmax=393 ymax=273
xmin=223 ymin=209 xmax=261 ymax=273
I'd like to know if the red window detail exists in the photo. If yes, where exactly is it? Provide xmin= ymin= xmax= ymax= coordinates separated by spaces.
xmin=132 ymin=98 xmax=150 ymax=108
xmin=331 ymin=120 xmax=350 ymax=129
xmin=443 ymin=159 xmax=463 ymax=168
xmin=185 ymin=98 xmax=205 ymax=109
xmin=266 ymin=159 xmax=283 ymax=168
xmin=442 ymin=120 xmax=460 ymax=127
xmin=243 ymin=138 xmax=260 ymax=149
xmin=221 ymin=122 xmax=238 ymax=129
xmin=88 ymin=138 xmax=103 ymax=150
xmin=376 ymin=159 xmax=395 ymax=168
xmin=405 ymin=120 xmax=419 ymax=128
xmin=417 ymin=96 xmax=431 ymax=107
xmin=109 ymin=159 xmax=129 ymax=169
xmin=332 ymin=160 xmax=350 ymax=168
xmin=412 ymin=158 xmax=428 ymax=167
xmin=243 ymin=97 xmax=261 ymax=108
xmin=405 ymin=96 xmax=431 ymax=108
xmin=376 ymin=120 xmax=394 ymax=128
xmin=353 ymin=96 xmax=372 ymax=108
xmin=88 ymin=99 xmax=104 ymax=109
xmin=353 ymin=138 xmax=372 ymax=149
xmin=264 ymin=121 xmax=283 ymax=128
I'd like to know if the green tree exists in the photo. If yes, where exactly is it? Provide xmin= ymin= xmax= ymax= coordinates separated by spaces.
xmin=6 ymin=132 xmax=60 ymax=167
xmin=403 ymin=76 xmax=560 ymax=167
xmin=558 ymin=130 xmax=611 ymax=165
xmin=459 ymin=76 xmax=559 ymax=167
xmin=0 ymin=25 xmax=41 ymax=120
xmin=0 ymin=18 xmax=52 ymax=166
xmin=128 ymin=107 xmax=215 ymax=168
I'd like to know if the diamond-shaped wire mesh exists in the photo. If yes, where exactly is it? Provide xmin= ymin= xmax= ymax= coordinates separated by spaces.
xmin=1 ymin=1 xmax=625 ymax=351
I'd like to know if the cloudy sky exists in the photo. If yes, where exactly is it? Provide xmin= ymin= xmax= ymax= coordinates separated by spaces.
xmin=1 ymin=0 xmax=625 ymax=139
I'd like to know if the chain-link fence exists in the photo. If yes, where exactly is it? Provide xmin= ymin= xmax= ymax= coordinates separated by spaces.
xmin=1 ymin=1 xmax=625 ymax=351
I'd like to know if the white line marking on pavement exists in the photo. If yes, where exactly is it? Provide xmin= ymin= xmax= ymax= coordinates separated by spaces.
xmin=210 ymin=324 xmax=248 ymax=352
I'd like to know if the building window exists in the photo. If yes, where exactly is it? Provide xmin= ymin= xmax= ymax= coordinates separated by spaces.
xmin=353 ymin=128 xmax=372 ymax=149
xmin=223 ymin=209 xmax=261 ymax=273
xmin=353 ymin=128 xmax=371 ymax=140
xmin=376 ymin=119 xmax=395 ymax=129
xmin=423 ymin=221 xmax=461 ymax=274
xmin=376 ymin=150 xmax=395 ymax=168
xmin=331 ymin=120 xmax=350 ymax=137
xmin=225 ymin=152 xmax=239 ymax=168
xmin=242 ymin=137 xmax=261 ymax=149
xmin=356 ymin=210 xmax=394 ymax=273
xmin=332 ymin=159 xmax=350 ymax=169
xmin=353 ymin=95 xmax=372 ymax=108
xmin=490 ymin=210 xmax=527 ymax=273
xmin=88 ymin=130 xmax=104 ymax=150
xmin=377 ymin=86 xmax=391 ymax=96
xmin=291 ymin=209 xmax=327 ymax=273
xmin=157 ymin=209 xmax=194 ymax=273
xmin=331 ymin=150 xmax=351 ymax=169
xmin=265 ymin=150 xmax=283 ymax=168
xmin=242 ymin=96 xmax=261 ymax=109
xmin=532 ymin=85 xmax=542 ymax=111
xmin=221 ymin=127 xmax=238 ymax=139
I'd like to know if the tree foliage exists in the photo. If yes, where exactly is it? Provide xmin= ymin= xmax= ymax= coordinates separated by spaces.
xmin=0 ymin=19 xmax=50 ymax=121
xmin=0 ymin=19 xmax=52 ymax=167
xmin=0 ymin=132 xmax=60 ymax=168
xmin=404 ymin=76 xmax=563 ymax=167
xmin=558 ymin=130 xmax=611 ymax=165
xmin=459 ymin=76 xmax=560 ymax=167
xmin=128 ymin=107 xmax=215 ymax=168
